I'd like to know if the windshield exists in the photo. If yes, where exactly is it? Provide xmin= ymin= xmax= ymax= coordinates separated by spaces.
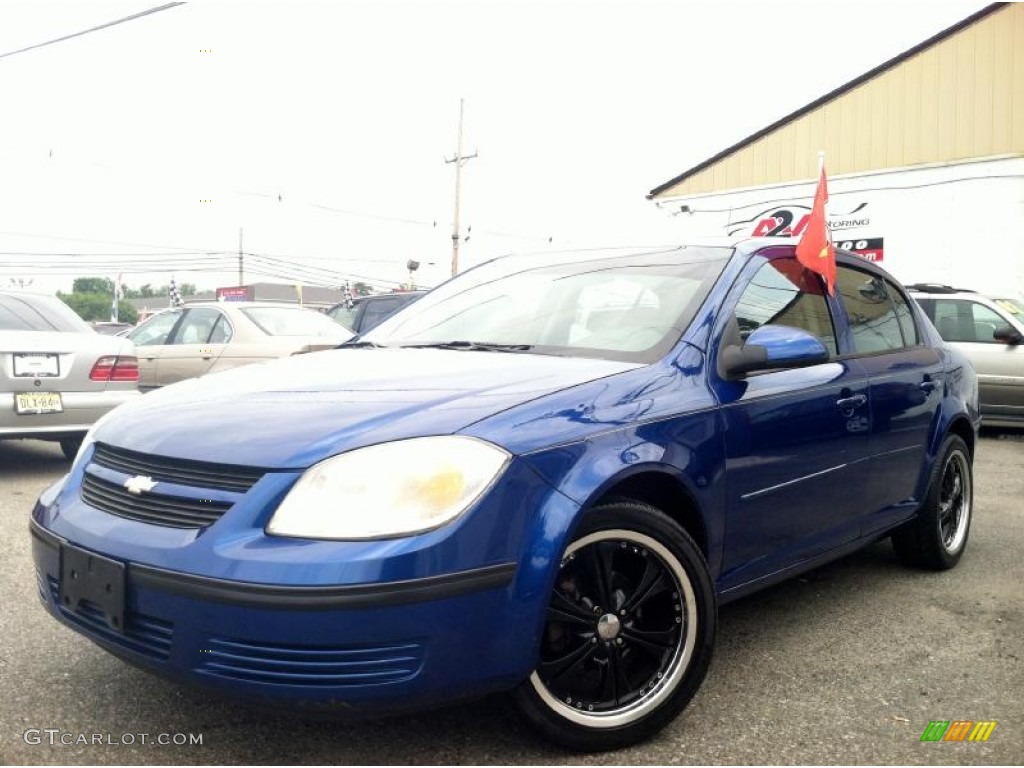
xmin=993 ymin=298 xmax=1024 ymax=317
xmin=242 ymin=307 xmax=354 ymax=338
xmin=328 ymin=304 xmax=358 ymax=330
xmin=0 ymin=293 xmax=92 ymax=333
xmin=365 ymin=246 xmax=731 ymax=362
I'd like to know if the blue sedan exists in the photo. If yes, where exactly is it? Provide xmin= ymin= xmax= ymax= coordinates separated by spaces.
xmin=30 ymin=240 xmax=979 ymax=750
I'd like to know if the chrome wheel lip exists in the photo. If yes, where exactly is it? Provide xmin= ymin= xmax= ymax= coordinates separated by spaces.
xmin=529 ymin=529 xmax=698 ymax=730
xmin=939 ymin=449 xmax=971 ymax=554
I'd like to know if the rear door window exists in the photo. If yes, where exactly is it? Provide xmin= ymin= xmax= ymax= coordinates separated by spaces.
xmin=886 ymin=280 xmax=919 ymax=346
xmin=835 ymin=267 xmax=905 ymax=353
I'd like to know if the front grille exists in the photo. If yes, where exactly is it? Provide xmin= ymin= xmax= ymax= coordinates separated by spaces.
xmin=198 ymin=638 xmax=425 ymax=687
xmin=48 ymin=576 xmax=174 ymax=660
xmin=82 ymin=472 xmax=231 ymax=529
xmin=92 ymin=443 xmax=266 ymax=492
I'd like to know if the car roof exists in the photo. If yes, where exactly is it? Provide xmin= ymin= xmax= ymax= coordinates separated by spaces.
xmin=903 ymin=283 xmax=978 ymax=296
xmin=183 ymin=301 xmax=326 ymax=309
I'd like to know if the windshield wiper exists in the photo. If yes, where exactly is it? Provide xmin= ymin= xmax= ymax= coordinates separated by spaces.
xmin=397 ymin=340 xmax=534 ymax=353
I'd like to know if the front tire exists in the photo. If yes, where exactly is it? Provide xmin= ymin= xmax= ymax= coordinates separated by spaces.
xmin=892 ymin=434 xmax=973 ymax=570
xmin=514 ymin=501 xmax=716 ymax=751
xmin=58 ymin=435 xmax=84 ymax=462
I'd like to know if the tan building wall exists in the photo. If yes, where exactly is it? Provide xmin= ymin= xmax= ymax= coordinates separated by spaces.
xmin=654 ymin=3 xmax=1024 ymax=199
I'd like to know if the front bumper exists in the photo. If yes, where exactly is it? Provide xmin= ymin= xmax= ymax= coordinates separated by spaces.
xmin=30 ymin=457 xmax=580 ymax=711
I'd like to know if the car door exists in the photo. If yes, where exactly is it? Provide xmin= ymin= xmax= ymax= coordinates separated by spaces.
xmin=925 ymin=297 xmax=1024 ymax=423
xmin=126 ymin=309 xmax=185 ymax=390
xmin=710 ymin=255 xmax=872 ymax=590
xmin=833 ymin=268 xmax=943 ymax=531
xmin=158 ymin=307 xmax=232 ymax=386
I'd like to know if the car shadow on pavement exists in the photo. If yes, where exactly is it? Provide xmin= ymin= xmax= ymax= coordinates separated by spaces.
xmin=0 ymin=440 xmax=68 ymax=479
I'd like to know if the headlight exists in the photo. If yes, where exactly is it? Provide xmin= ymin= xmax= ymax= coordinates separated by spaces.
xmin=266 ymin=436 xmax=511 ymax=540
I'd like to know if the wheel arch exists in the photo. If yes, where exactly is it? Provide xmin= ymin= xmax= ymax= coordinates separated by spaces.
xmin=945 ymin=414 xmax=976 ymax=459
xmin=577 ymin=467 xmax=711 ymax=564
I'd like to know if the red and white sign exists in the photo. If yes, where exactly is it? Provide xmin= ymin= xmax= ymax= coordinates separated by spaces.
xmin=835 ymin=237 xmax=885 ymax=262
xmin=216 ymin=286 xmax=249 ymax=302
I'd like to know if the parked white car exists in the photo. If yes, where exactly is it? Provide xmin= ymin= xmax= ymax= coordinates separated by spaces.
xmin=1 ymin=291 xmax=140 ymax=459
xmin=908 ymin=284 xmax=1024 ymax=427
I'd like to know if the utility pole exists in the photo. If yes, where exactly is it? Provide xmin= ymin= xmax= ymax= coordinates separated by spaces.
xmin=445 ymin=98 xmax=477 ymax=277
xmin=238 ymin=227 xmax=244 ymax=285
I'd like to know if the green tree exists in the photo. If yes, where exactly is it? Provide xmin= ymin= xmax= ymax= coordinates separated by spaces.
xmin=114 ymin=301 xmax=138 ymax=324
xmin=58 ymin=292 xmax=112 ymax=322
xmin=61 ymin=276 xmax=139 ymax=324
xmin=72 ymin=277 xmax=114 ymax=295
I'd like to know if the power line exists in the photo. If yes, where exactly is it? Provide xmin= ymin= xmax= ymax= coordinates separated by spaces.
xmin=0 ymin=2 xmax=186 ymax=61
xmin=0 ymin=229 xmax=221 ymax=253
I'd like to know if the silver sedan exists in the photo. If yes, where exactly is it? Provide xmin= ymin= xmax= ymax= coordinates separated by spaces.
xmin=126 ymin=302 xmax=353 ymax=390
xmin=1 ymin=291 xmax=140 ymax=459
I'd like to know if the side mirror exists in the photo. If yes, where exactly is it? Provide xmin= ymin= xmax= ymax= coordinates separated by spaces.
xmin=719 ymin=325 xmax=829 ymax=380
xmin=993 ymin=325 xmax=1023 ymax=346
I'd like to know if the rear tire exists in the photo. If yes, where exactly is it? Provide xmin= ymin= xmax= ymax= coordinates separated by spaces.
xmin=513 ymin=501 xmax=716 ymax=751
xmin=892 ymin=434 xmax=972 ymax=570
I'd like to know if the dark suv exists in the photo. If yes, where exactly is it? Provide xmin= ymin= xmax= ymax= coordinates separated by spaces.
xmin=327 ymin=291 xmax=425 ymax=335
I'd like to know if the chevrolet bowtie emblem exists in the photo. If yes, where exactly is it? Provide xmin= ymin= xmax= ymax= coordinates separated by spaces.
xmin=124 ymin=475 xmax=158 ymax=495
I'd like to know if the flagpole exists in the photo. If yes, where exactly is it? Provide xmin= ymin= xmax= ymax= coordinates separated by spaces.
xmin=818 ymin=151 xmax=830 ymax=247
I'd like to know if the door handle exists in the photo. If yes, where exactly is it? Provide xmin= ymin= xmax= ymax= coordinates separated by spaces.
xmin=919 ymin=379 xmax=940 ymax=393
xmin=836 ymin=393 xmax=867 ymax=410
xmin=201 ymin=354 xmax=213 ymax=360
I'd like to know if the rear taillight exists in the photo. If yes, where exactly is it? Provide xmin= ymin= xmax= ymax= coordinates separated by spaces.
xmin=90 ymin=355 xmax=139 ymax=382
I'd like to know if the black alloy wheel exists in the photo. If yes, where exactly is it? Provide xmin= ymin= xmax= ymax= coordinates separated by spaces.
xmin=893 ymin=433 xmax=973 ymax=570
xmin=514 ymin=501 xmax=716 ymax=751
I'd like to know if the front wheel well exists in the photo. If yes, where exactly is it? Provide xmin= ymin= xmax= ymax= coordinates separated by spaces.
xmin=589 ymin=471 xmax=708 ymax=559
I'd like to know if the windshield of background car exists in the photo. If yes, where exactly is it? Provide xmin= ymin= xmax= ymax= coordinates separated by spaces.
xmin=328 ymin=304 xmax=359 ymax=330
xmin=993 ymin=298 xmax=1024 ymax=317
xmin=0 ymin=293 xmax=92 ymax=333
xmin=242 ymin=307 xmax=354 ymax=338
xmin=365 ymin=246 xmax=732 ymax=363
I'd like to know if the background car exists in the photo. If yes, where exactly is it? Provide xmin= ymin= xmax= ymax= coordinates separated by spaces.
xmin=327 ymin=290 xmax=425 ymax=334
xmin=126 ymin=302 xmax=353 ymax=390
xmin=90 ymin=321 xmax=135 ymax=336
xmin=908 ymin=284 xmax=1024 ymax=427
xmin=1 ymin=290 xmax=139 ymax=459
xmin=31 ymin=243 xmax=978 ymax=750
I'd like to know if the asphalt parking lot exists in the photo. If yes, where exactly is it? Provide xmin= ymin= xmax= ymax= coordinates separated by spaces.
xmin=1 ymin=434 xmax=1021 ymax=765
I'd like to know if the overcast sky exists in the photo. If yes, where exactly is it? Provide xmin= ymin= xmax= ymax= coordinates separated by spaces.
xmin=0 ymin=0 xmax=988 ymax=296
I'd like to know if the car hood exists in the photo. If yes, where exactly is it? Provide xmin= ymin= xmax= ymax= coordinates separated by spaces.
xmin=96 ymin=348 xmax=639 ymax=467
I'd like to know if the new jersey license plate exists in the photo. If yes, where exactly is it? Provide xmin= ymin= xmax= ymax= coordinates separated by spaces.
xmin=14 ymin=392 xmax=63 ymax=415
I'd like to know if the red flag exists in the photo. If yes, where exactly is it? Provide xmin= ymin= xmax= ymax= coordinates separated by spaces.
xmin=795 ymin=166 xmax=836 ymax=295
